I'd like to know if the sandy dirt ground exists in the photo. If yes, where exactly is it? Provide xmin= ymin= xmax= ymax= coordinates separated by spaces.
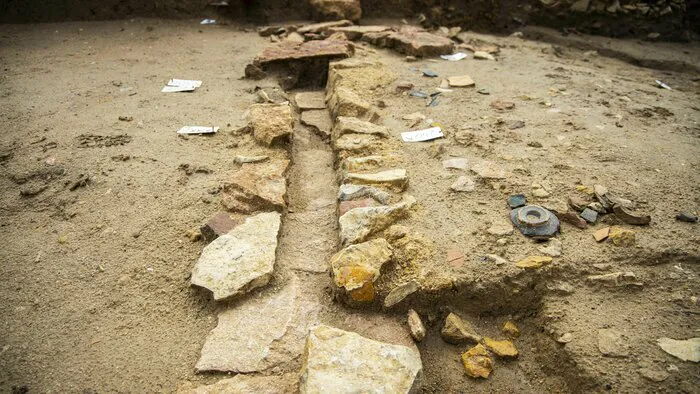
xmin=0 ymin=18 xmax=698 ymax=393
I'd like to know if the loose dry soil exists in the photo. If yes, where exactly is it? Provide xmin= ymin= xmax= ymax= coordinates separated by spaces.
xmin=1 ymin=18 xmax=699 ymax=393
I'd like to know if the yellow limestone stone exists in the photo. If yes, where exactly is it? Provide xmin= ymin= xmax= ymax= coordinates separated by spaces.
xmin=461 ymin=344 xmax=493 ymax=379
xmin=330 ymin=238 xmax=393 ymax=302
xmin=609 ymin=226 xmax=635 ymax=247
xmin=503 ymin=321 xmax=520 ymax=338
xmin=515 ymin=256 xmax=553 ymax=269
xmin=483 ymin=337 xmax=519 ymax=359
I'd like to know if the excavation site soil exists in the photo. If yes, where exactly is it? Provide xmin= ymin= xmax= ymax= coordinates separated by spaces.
xmin=1 ymin=12 xmax=699 ymax=394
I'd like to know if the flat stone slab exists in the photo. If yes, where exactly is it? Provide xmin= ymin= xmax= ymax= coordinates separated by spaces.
xmin=299 ymin=325 xmax=422 ymax=393
xmin=328 ymin=25 xmax=393 ymax=40
xmin=301 ymin=110 xmax=333 ymax=140
xmin=255 ymin=40 xmax=353 ymax=65
xmin=222 ymin=159 xmax=289 ymax=213
xmin=191 ymin=212 xmax=281 ymax=301
xmin=297 ymin=20 xmax=353 ymax=35
xmin=387 ymin=27 xmax=455 ymax=57
xmin=196 ymin=277 xmax=319 ymax=372
xmin=295 ymin=92 xmax=327 ymax=110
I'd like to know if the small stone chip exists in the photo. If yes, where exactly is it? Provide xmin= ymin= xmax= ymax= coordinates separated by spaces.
xmin=407 ymin=309 xmax=426 ymax=342
xmin=515 ymin=256 xmax=553 ymax=269
xmin=461 ymin=344 xmax=493 ymax=379
xmin=593 ymin=227 xmax=610 ymax=242
xmin=503 ymin=321 xmax=520 ymax=338
xmin=483 ymin=337 xmax=519 ymax=358
xmin=448 ymin=75 xmax=475 ymax=87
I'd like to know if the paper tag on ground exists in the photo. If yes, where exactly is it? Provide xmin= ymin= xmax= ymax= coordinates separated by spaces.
xmin=440 ymin=52 xmax=467 ymax=61
xmin=177 ymin=126 xmax=219 ymax=135
xmin=401 ymin=127 xmax=443 ymax=142
xmin=200 ymin=19 xmax=217 ymax=25
xmin=162 ymin=79 xmax=202 ymax=92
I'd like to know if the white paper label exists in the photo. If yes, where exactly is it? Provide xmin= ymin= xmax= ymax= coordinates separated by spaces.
xmin=162 ymin=79 xmax=202 ymax=93
xmin=401 ymin=127 xmax=444 ymax=142
xmin=440 ymin=52 xmax=468 ymax=61
xmin=177 ymin=126 xmax=219 ymax=134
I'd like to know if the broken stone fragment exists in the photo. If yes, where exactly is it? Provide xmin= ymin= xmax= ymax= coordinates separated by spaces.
xmin=487 ymin=221 xmax=514 ymax=236
xmin=609 ymin=226 xmax=635 ymax=247
xmin=309 ymin=0 xmax=361 ymax=22
xmin=593 ymin=226 xmax=610 ymax=242
xmin=441 ymin=313 xmax=482 ymax=344
xmin=200 ymin=212 xmax=238 ymax=242
xmin=442 ymin=158 xmax=469 ymax=171
xmin=301 ymin=109 xmax=333 ymax=140
xmin=451 ymin=176 xmax=475 ymax=192
xmin=338 ymin=183 xmax=391 ymax=205
xmin=254 ymin=39 xmax=353 ymax=66
xmin=461 ymin=344 xmax=493 ymax=379
xmin=333 ymin=116 xmax=389 ymax=139
xmin=515 ymin=256 xmax=553 ymax=269
xmin=249 ymin=103 xmax=294 ymax=146
xmin=181 ymin=374 xmax=297 ymax=394
xmin=328 ymin=87 xmax=374 ymax=120
xmin=537 ymin=238 xmax=562 ymax=257
xmin=558 ymin=211 xmax=588 ymax=229
xmin=385 ymin=26 xmax=455 ymax=57
xmin=341 ymin=155 xmax=387 ymax=173
xmin=221 ymin=159 xmax=289 ymax=213
xmin=490 ymin=99 xmax=515 ymax=111
xmin=338 ymin=198 xmax=380 ymax=216
xmin=295 ymin=91 xmax=327 ymax=110
xmin=191 ymin=212 xmax=281 ymax=301
xmin=531 ymin=181 xmax=551 ymax=198
xmin=384 ymin=280 xmax=421 ymax=308
xmin=471 ymin=161 xmax=509 ymax=179
xmin=330 ymin=238 xmax=393 ymax=303
xmin=447 ymin=75 xmax=475 ymax=88
xmin=676 ymin=212 xmax=698 ymax=223
xmin=568 ymin=195 xmax=590 ymax=212
xmin=613 ymin=204 xmax=651 ymax=226
xmin=587 ymin=272 xmax=643 ymax=288
xmin=503 ymin=321 xmax=520 ymax=338
xmin=579 ymin=208 xmax=598 ymax=223
xmin=333 ymin=133 xmax=385 ymax=158
xmin=483 ymin=337 xmax=519 ymax=358
xmin=473 ymin=51 xmax=495 ymax=60
xmin=233 ymin=155 xmax=269 ymax=164
xmin=196 ymin=277 xmax=319 ymax=372
xmin=343 ymin=169 xmax=408 ymax=191
xmin=557 ymin=333 xmax=573 ymax=344
xmin=598 ymin=329 xmax=629 ymax=357
xmin=299 ymin=325 xmax=423 ymax=393
xmin=328 ymin=25 xmax=393 ymax=40
xmin=339 ymin=196 xmax=416 ymax=245
xmin=407 ymin=309 xmax=426 ymax=342
xmin=657 ymin=337 xmax=700 ymax=362
xmin=297 ymin=20 xmax=353 ymax=35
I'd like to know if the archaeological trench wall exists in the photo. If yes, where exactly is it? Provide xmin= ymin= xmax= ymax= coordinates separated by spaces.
xmin=0 ymin=0 xmax=696 ymax=40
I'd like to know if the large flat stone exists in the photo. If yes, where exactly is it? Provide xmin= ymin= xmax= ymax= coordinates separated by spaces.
xmin=372 ymin=27 xmax=454 ymax=57
xmin=330 ymin=238 xmax=393 ymax=303
xmin=295 ymin=91 xmax=327 ymax=110
xmin=299 ymin=325 xmax=422 ymax=393
xmin=249 ymin=103 xmax=294 ymax=146
xmin=255 ymin=40 xmax=354 ymax=65
xmin=339 ymin=196 xmax=416 ymax=245
xmin=196 ymin=278 xmax=319 ymax=372
xmin=221 ymin=159 xmax=289 ymax=213
xmin=191 ymin=212 xmax=281 ymax=301
xmin=301 ymin=110 xmax=333 ymax=140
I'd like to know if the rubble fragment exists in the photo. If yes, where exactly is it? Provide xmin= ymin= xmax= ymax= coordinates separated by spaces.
xmin=441 ymin=313 xmax=482 ymax=344
xmin=190 ymin=212 xmax=281 ymax=301
xmin=593 ymin=227 xmax=610 ymax=242
xmin=609 ymin=226 xmax=636 ymax=247
xmin=657 ymin=337 xmax=700 ymax=362
xmin=407 ymin=309 xmax=426 ymax=342
xmin=676 ymin=212 xmax=698 ymax=223
xmin=461 ymin=344 xmax=493 ymax=379
xmin=483 ymin=338 xmax=519 ymax=358
xmin=299 ymin=325 xmax=423 ymax=392
xmin=516 ymin=256 xmax=553 ymax=269
xmin=384 ymin=280 xmax=420 ymax=308
xmin=339 ymin=196 xmax=416 ymax=245
xmin=613 ymin=204 xmax=651 ymax=226
xmin=222 ymin=160 xmax=289 ymax=213
xmin=503 ymin=321 xmax=520 ymax=338
xmin=343 ymin=169 xmax=408 ymax=191
xmin=249 ymin=103 xmax=294 ymax=146
xmin=330 ymin=238 xmax=393 ymax=303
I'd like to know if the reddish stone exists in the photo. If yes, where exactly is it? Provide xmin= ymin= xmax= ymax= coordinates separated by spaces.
xmin=446 ymin=249 xmax=465 ymax=268
xmin=255 ymin=40 xmax=354 ymax=66
xmin=387 ymin=27 xmax=455 ymax=57
xmin=201 ymin=212 xmax=239 ymax=242
xmin=557 ymin=211 xmax=588 ymax=230
xmin=338 ymin=198 xmax=380 ymax=216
